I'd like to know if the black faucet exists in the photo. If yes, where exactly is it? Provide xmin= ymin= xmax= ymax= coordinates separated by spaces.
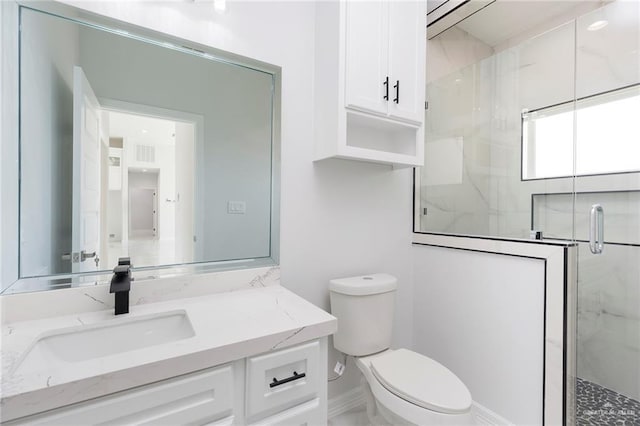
xmin=110 ymin=257 xmax=133 ymax=315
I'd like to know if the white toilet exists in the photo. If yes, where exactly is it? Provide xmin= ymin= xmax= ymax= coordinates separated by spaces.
xmin=329 ymin=273 xmax=475 ymax=426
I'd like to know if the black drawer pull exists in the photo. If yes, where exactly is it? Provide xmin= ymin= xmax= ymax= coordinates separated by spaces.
xmin=270 ymin=371 xmax=306 ymax=388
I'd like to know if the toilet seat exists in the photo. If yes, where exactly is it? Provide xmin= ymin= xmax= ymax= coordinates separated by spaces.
xmin=369 ymin=349 xmax=472 ymax=414
xmin=355 ymin=349 xmax=474 ymax=426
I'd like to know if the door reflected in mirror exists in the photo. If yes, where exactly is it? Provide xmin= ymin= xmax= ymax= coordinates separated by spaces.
xmin=104 ymin=110 xmax=196 ymax=270
xmin=19 ymin=6 xmax=277 ymax=278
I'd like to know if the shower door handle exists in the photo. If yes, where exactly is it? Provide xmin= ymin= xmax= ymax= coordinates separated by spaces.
xmin=589 ymin=204 xmax=604 ymax=254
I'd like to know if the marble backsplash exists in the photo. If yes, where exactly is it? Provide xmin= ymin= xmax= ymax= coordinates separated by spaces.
xmin=1 ymin=266 xmax=280 ymax=324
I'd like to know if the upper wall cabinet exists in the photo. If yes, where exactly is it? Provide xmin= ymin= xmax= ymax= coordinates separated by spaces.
xmin=345 ymin=1 xmax=424 ymax=124
xmin=314 ymin=0 xmax=426 ymax=168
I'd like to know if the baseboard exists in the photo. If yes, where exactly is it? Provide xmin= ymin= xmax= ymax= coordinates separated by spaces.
xmin=328 ymin=389 xmax=511 ymax=425
xmin=327 ymin=386 xmax=365 ymax=419
xmin=472 ymin=402 xmax=512 ymax=426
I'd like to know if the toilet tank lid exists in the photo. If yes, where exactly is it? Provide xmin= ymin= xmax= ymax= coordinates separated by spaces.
xmin=329 ymin=273 xmax=397 ymax=296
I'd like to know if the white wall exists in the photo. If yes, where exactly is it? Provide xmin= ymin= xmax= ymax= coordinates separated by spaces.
xmin=19 ymin=8 xmax=79 ymax=277
xmin=57 ymin=0 xmax=415 ymax=399
xmin=413 ymin=244 xmax=546 ymax=424
xmin=107 ymin=190 xmax=122 ymax=241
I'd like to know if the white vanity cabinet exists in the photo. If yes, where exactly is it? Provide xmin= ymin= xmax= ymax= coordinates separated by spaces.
xmin=315 ymin=0 xmax=426 ymax=168
xmin=5 ymin=339 xmax=327 ymax=426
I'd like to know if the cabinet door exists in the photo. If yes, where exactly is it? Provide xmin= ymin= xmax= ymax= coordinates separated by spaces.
xmin=7 ymin=366 xmax=234 ymax=425
xmin=344 ymin=0 xmax=389 ymax=116
xmin=387 ymin=1 xmax=426 ymax=124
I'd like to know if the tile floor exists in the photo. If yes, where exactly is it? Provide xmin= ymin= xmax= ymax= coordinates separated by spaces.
xmin=330 ymin=379 xmax=640 ymax=426
xmin=576 ymin=378 xmax=640 ymax=426
xmin=328 ymin=405 xmax=490 ymax=426
xmin=328 ymin=406 xmax=369 ymax=426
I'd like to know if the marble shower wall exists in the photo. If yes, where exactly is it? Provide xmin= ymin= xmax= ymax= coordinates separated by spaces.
xmin=422 ymin=60 xmax=494 ymax=236
xmin=420 ymin=0 xmax=640 ymax=402
xmin=421 ymin=21 xmax=577 ymax=238
xmin=577 ymin=243 xmax=640 ymax=401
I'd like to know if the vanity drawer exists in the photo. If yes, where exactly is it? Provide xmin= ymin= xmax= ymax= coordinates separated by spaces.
xmin=7 ymin=365 xmax=234 ymax=425
xmin=246 ymin=340 xmax=320 ymax=419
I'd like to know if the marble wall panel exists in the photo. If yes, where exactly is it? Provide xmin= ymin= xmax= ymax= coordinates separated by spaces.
xmin=420 ymin=0 xmax=639 ymax=403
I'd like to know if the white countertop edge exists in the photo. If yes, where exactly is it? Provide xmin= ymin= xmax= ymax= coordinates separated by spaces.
xmin=1 ymin=285 xmax=336 ymax=422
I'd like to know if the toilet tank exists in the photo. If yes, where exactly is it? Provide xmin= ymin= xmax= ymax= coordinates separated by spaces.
xmin=329 ymin=273 xmax=397 ymax=356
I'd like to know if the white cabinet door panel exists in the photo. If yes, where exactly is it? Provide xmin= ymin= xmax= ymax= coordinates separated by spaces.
xmin=344 ymin=0 xmax=389 ymax=115
xmin=7 ymin=366 xmax=234 ymax=426
xmin=387 ymin=1 xmax=426 ymax=124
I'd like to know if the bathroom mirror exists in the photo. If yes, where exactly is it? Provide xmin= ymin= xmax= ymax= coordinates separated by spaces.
xmin=13 ymin=4 xmax=280 ymax=287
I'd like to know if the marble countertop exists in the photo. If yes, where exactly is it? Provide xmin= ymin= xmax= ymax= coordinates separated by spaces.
xmin=1 ymin=285 xmax=337 ymax=422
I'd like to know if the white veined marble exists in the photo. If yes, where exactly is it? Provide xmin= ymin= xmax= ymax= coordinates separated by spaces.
xmin=1 ymin=266 xmax=281 ymax=323
xmin=0 ymin=284 xmax=337 ymax=422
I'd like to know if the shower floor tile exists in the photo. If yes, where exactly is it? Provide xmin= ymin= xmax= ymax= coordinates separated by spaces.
xmin=577 ymin=378 xmax=640 ymax=425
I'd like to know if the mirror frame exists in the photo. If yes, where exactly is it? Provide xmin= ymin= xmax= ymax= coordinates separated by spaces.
xmin=0 ymin=0 xmax=281 ymax=294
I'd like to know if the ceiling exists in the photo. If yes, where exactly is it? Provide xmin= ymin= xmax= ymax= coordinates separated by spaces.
xmin=109 ymin=111 xmax=176 ymax=147
xmin=427 ymin=0 xmax=449 ymax=14
xmin=439 ymin=0 xmax=612 ymax=47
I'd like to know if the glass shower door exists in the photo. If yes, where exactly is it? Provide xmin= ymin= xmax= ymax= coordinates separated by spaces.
xmin=573 ymin=2 xmax=640 ymax=424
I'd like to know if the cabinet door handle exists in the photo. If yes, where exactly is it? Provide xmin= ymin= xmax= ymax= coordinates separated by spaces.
xmin=393 ymin=80 xmax=399 ymax=104
xmin=270 ymin=371 xmax=306 ymax=388
xmin=383 ymin=76 xmax=389 ymax=101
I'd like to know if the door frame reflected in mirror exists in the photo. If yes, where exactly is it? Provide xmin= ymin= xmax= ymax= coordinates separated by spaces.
xmin=99 ymin=97 xmax=206 ymax=271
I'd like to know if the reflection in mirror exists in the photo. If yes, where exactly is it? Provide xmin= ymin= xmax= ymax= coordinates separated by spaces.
xmin=19 ymin=6 xmax=276 ymax=279
xmin=105 ymin=110 xmax=195 ymax=268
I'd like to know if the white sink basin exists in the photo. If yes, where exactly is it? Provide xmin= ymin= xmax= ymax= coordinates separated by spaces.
xmin=15 ymin=311 xmax=195 ymax=375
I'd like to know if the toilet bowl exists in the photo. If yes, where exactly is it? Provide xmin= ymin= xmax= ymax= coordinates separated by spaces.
xmin=356 ymin=349 xmax=474 ymax=425
xmin=329 ymin=274 xmax=475 ymax=426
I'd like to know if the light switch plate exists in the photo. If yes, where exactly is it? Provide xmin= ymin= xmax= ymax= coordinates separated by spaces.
xmin=227 ymin=201 xmax=246 ymax=214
